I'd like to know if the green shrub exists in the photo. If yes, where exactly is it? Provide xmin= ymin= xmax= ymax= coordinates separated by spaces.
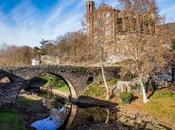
xmin=120 ymin=92 xmax=134 ymax=104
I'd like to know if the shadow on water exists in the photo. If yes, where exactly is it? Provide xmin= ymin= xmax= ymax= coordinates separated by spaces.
xmin=69 ymin=96 xmax=117 ymax=109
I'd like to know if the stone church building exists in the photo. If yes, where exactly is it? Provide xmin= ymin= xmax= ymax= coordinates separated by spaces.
xmin=86 ymin=0 xmax=156 ymax=56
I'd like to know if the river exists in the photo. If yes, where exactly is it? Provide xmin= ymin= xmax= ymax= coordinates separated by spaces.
xmin=18 ymin=90 xmax=71 ymax=130
xmin=31 ymin=107 xmax=66 ymax=130
xmin=26 ymin=90 xmax=115 ymax=130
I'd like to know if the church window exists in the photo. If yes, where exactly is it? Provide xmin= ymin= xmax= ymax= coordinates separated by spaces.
xmin=117 ymin=18 xmax=123 ymax=32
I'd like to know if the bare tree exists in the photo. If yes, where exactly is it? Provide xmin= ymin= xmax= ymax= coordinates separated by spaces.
xmin=52 ymin=31 xmax=88 ymax=65
xmin=92 ymin=3 xmax=116 ymax=101
xmin=116 ymin=0 xmax=174 ymax=103
xmin=0 ymin=45 xmax=34 ymax=67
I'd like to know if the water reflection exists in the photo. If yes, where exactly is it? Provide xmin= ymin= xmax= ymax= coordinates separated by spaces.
xmin=29 ymin=91 xmax=70 ymax=130
xmin=31 ymin=107 xmax=66 ymax=130
xmin=27 ymin=90 xmax=117 ymax=130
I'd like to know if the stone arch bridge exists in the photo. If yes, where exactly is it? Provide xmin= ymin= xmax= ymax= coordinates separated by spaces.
xmin=0 ymin=65 xmax=119 ymax=106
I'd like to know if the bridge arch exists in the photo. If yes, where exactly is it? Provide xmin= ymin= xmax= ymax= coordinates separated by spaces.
xmin=26 ymin=72 xmax=78 ymax=128
xmin=26 ymin=72 xmax=77 ymax=99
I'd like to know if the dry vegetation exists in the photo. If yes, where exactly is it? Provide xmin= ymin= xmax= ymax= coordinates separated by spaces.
xmin=0 ymin=45 xmax=34 ymax=67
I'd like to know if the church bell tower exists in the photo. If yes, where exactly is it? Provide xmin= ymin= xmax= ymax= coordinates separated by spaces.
xmin=86 ymin=0 xmax=95 ymax=54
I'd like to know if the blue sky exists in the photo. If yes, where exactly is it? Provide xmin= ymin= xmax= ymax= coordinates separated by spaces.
xmin=0 ymin=0 xmax=175 ymax=47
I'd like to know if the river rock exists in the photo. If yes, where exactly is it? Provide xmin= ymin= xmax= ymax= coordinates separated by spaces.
xmin=50 ymin=108 xmax=67 ymax=124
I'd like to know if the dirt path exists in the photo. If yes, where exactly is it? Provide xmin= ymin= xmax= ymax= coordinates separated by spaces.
xmin=41 ymin=87 xmax=70 ymax=98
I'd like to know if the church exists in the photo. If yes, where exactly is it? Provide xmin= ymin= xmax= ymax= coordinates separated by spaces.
xmin=86 ymin=0 xmax=156 ymax=55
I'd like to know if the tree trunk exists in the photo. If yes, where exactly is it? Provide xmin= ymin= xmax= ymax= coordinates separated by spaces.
xmin=101 ymin=64 xmax=110 ymax=100
xmin=105 ymin=109 xmax=110 ymax=124
xmin=140 ymin=75 xmax=149 ymax=103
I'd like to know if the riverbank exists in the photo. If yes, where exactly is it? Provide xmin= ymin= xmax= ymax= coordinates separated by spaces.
xmin=0 ymin=76 xmax=70 ymax=130
xmin=0 ymin=94 xmax=50 ymax=130
xmin=68 ymin=105 xmax=170 ymax=130
xmin=117 ymin=89 xmax=175 ymax=129
xmin=0 ymin=78 xmax=174 ymax=130
xmin=0 ymin=108 xmax=25 ymax=130
xmin=82 ymin=79 xmax=175 ymax=129
xmin=17 ymin=94 xmax=50 ymax=129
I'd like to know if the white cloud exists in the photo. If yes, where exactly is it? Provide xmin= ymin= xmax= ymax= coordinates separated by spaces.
xmin=46 ymin=0 xmax=76 ymax=24
xmin=0 ymin=0 xmax=174 ymax=47
xmin=160 ymin=4 xmax=175 ymax=22
xmin=0 ymin=0 xmax=83 ymax=47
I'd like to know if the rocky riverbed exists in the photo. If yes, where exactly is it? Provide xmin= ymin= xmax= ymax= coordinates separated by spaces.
xmin=14 ymin=95 xmax=50 ymax=129
xmin=68 ymin=107 xmax=171 ymax=130
xmin=117 ymin=111 xmax=170 ymax=130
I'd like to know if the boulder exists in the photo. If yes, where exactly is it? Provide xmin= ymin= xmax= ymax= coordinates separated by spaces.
xmin=113 ymin=79 xmax=140 ymax=95
xmin=50 ymin=108 xmax=67 ymax=124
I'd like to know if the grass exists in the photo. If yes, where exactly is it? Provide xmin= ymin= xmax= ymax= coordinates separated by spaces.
xmin=0 ymin=95 xmax=41 ymax=130
xmin=114 ymin=89 xmax=175 ymax=128
xmin=151 ymin=90 xmax=175 ymax=99
xmin=84 ymin=78 xmax=118 ymax=98
xmin=54 ymin=83 xmax=69 ymax=92
xmin=144 ymin=90 xmax=175 ymax=125
xmin=84 ymin=83 xmax=106 ymax=98
xmin=0 ymin=109 xmax=26 ymax=130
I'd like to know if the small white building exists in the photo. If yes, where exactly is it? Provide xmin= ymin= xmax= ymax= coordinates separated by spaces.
xmin=105 ymin=54 xmax=129 ymax=66
xmin=41 ymin=55 xmax=60 ymax=65
xmin=32 ymin=58 xmax=40 ymax=66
